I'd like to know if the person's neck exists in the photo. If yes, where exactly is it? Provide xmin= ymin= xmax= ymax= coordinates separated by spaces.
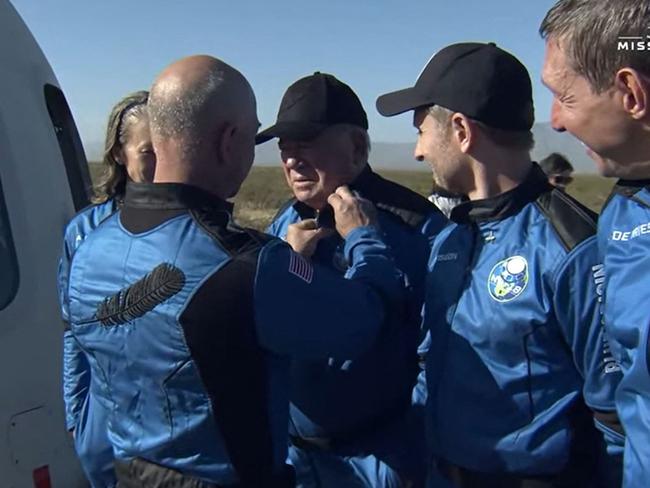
xmin=617 ymin=124 xmax=650 ymax=179
xmin=617 ymin=157 xmax=650 ymax=180
xmin=466 ymin=155 xmax=533 ymax=201
xmin=153 ymin=159 xmax=229 ymax=200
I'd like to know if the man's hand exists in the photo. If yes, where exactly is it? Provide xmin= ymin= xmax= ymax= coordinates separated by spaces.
xmin=327 ymin=185 xmax=378 ymax=239
xmin=285 ymin=219 xmax=335 ymax=257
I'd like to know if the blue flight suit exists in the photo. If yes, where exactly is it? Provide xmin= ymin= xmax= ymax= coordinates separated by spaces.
xmin=598 ymin=180 xmax=650 ymax=488
xmin=423 ymin=164 xmax=624 ymax=487
xmin=268 ymin=166 xmax=446 ymax=487
xmin=59 ymin=198 xmax=118 ymax=488
xmin=62 ymin=182 xmax=406 ymax=487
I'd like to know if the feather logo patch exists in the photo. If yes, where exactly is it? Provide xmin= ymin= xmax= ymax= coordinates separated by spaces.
xmin=96 ymin=263 xmax=185 ymax=326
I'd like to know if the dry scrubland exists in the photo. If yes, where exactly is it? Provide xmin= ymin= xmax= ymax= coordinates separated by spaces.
xmin=88 ymin=164 xmax=615 ymax=230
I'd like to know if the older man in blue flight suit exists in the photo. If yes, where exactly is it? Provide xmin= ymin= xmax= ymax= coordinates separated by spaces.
xmin=62 ymin=56 xmax=408 ymax=488
xmin=257 ymin=72 xmax=446 ymax=487
xmin=377 ymin=42 xmax=624 ymax=488
xmin=541 ymin=2 xmax=650 ymax=486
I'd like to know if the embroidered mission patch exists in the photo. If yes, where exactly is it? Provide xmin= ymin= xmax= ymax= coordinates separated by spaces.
xmin=487 ymin=255 xmax=528 ymax=302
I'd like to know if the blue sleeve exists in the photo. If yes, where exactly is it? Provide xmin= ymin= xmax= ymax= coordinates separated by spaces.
xmin=552 ymin=237 xmax=625 ymax=460
xmin=254 ymin=226 xmax=405 ymax=360
xmin=58 ymin=222 xmax=89 ymax=430
xmin=59 ymin=201 xmax=118 ymax=430
xmin=59 ymin=241 xmax=90 ymax=430
xmin=63 ymin=330 xmax=90 ymax=430
xmin=341 ymin=226 xmax=406 ymax=301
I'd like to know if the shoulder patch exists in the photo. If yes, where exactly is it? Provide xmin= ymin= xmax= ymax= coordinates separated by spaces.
xmin=534 ymin=189 xmax=597 ymax=252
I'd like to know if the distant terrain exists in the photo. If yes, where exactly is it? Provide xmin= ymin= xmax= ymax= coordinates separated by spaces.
xmin=253 ymin=122 xmax=596 ymax=172
xmin=88 ymin=164 xmax=614 ymax=230
xmin=85 ymin=122 xmax=597 ymax=173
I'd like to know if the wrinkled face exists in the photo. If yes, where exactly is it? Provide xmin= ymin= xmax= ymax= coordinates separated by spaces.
xmin=547 ymin=169 xmax=573 ymax=191
xmin=413 ymin=108 xmax=467 ymax=195
xmin=120 ymin=115 xmax=156 ymax=183
xmin=541 ymin=40 xmax=632 ymax=177
xmin=279 ymin=127 xmax=359 ymax=209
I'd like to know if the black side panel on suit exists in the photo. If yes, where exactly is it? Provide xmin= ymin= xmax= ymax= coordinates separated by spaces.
xmin=181 ymin=208 xmax=290 ymax=487
xmin=535 ymin=189 xmax=597 ymax=252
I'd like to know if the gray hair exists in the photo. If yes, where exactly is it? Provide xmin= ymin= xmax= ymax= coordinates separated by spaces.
xmin=148 ymin=69 xmax=225 ymax=158
xmin=427 ymin=105 xmax=534 ymax=152
xmin=427 ymin=105 xmax=453 ymax=134
xmin=118 ymin=103 xmax=148 ymax=145
xmin=328 ymin=124 xmax=372 ymax=164
xmin=540 ymin=0 xmax=650 ymax=93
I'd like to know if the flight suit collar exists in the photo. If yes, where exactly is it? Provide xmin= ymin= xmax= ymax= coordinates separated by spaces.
xmin=124 ymin=182 xmax=234 ymax=213
xmin=612 ymin=178 xmax=650 ymax=198
xmin=290 ymin=165 xmax=377 ymax=219
xmin=450 ymin=163 xmax=550 ymax=224
xmin=291 ymin=164 xmax=437 ymax=227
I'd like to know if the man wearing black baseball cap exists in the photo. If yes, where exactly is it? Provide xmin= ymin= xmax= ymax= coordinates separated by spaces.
xmin=377 ymin=43 xmax=622 ymax=487
xmin=259 ymin=72 xmax=446 ymax=488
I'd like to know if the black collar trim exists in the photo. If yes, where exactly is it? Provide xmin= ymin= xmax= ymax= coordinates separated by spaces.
xmin=124 ymin=182 xmax=234 ymax=213
xmin=291 ymin=165 xmax=438 ymax=227
xmin=612 ymin=178 xmax=650 ymax=198
xmin=450 ymin=163 xmax=551 ymax=224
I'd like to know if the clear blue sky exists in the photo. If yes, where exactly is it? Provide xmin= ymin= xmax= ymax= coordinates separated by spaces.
xmin=11 ymin=0 xmax=558 ymax=154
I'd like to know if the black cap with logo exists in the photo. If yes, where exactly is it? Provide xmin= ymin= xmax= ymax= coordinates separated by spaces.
xmin=376 ymin=42 xmax=534 ymax=131
xmin=256 ymin=72 xmax=368 ymax=145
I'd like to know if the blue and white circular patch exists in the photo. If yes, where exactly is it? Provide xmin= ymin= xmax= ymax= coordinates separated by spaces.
xmin=487 ymin=255 xmax=529 ymax=302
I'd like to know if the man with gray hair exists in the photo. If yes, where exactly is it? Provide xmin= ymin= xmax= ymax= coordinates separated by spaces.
xmin=62 ymin=55 xmax=408 ymax=488
xmin=258 ymin=72 xmax=446 ymax=487
xmin=541 ymin=2 xmax=650 ymax=486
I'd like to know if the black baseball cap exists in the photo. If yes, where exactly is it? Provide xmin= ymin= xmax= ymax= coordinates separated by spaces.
xmin=256 ymin=72 xmax=368 ymax=145
xmin=376 ymin=42 xmax=534 ymax=131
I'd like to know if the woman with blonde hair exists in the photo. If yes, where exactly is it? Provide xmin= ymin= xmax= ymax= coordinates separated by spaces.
xmin=58 ymin=90 xmax=154 ymax=487
xmin=93 ymin=90 xmax=154 ymax=203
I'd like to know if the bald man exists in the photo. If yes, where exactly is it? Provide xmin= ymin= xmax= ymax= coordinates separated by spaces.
xmin=61 ymin=55 xmax=407 ymax=488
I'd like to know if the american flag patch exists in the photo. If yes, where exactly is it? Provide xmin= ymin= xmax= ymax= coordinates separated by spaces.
xmin=288 ymin=251 xmax=314 ymax=284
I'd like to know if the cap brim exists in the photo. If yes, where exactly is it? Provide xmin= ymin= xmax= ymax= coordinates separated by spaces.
xmin=255 ymin=121 xmax=328 ymax=145
xmin=376 ymin=87 xmax=434 ymax=117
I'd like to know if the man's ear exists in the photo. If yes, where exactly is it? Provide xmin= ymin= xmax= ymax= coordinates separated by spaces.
xmin=215 ymin=123 xmax=236 ymax=166
xmin=451 ymin=113 xmax=473 ymax=153
xmin=615 ymin=68 xmax=649 ymax=120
